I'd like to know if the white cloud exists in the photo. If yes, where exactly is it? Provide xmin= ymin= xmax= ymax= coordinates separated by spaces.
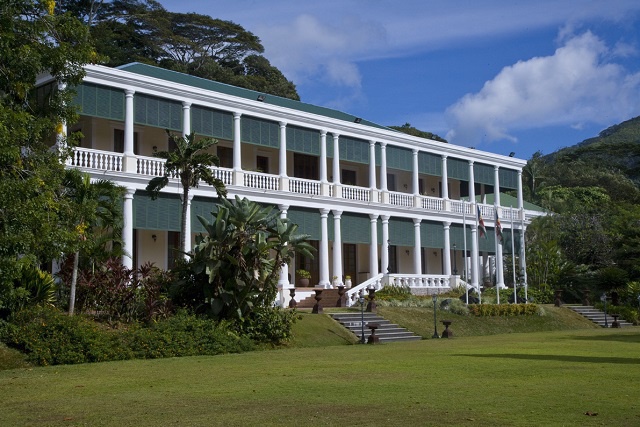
xmin=445 ymin=32 xmax=640 ymax=146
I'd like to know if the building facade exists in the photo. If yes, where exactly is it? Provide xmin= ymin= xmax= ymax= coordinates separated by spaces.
xmin=44 ymin=63 xmax=543 ymax=304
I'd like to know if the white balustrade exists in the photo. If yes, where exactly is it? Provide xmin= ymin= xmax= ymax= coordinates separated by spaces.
xmin=345 ymin=273 xmax=384 ymax=307
xmin=385 ymin=274 xmax=451 ymax=290
xmin=389 ymin=191 xmax=414 ymax=207
xmin=290 ymin=177 xmax=321 ymax=195
xmin=421 ymin=195 xmax=444 ymax=211
xmin=137 ymin=156 xmax=167 ymax=177
xmin=67 ymin=147 xmax=123 ymax=172
xmin=244 ymin=171 xmax=279 ymax=191
xmin=341 ymin=185 xmax=370 ymax=202
xmin=212 ymin=167 xmax=233 ymax=185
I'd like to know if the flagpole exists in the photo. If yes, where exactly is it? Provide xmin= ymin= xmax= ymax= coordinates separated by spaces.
xmin=494 ymin=207 xmax=499 ymax=305
xmin=511 ymin=206 xmax=517 ymax=304
xmin=521 ymin=212 xmax=528 ymax=302
xmin=463 ymin=201 xmax=469 ymax=304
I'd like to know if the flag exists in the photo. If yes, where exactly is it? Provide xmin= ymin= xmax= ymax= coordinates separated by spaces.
xmin=477 ymin=207 xmax=487 ymax=238
xmin=495 ymin=209 xmax=503 ymax=244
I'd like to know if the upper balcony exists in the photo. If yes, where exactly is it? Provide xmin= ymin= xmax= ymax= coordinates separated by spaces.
xmin=67 ymin=146 xmax=543 ymax=224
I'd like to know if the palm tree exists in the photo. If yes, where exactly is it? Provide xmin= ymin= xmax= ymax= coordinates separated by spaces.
xmin=146 ymin=131 xmax=227 ymax=256
xmin=62 ymin=169 xmax=124 ymax=315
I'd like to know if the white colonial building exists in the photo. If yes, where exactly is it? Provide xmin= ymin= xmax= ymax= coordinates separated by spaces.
xmin=43 ymin=63 xmax=544 ymax=304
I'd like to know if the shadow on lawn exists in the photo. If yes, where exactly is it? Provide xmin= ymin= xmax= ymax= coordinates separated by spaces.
xmin=567 ymin=334 xmax=640 ymax=344
xmin=457 ymin=354 xmax=640 ymax=365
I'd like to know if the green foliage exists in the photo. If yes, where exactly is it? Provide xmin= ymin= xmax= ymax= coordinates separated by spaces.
xmin=388 ymin=123 xmax=448 ymax=142
xmin=376 ymin=284 xmax=412 ymax=300
xmin=57 ymin=0 xmax=300 ymax=99
xmin=526 ymin=286 xmax=554 ymax=304
xmin=0 ymin=0 xmax=95 ymax=311
xmin=297 ymin=269 xmax=311 ymax=279
xmin=2 ymin=306 xmax=254 ymax=366
xmin=467 ymin=303 xmax=541 ymax=317
xmin=146 ymin=131 xmax=226 ymax=254
xmin=233 ymin=307 xmax=300 ymax=344
xmin=192 ymin=196 xmax=315 ymax=322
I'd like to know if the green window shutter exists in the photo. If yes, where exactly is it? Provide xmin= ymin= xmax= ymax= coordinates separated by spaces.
xmin=72 ymin=83 xmax=124 ymax=121
xmin=133 ymin=191 xmax=181 ymax=231
xmin=191 ymin=106 xmax=233 ymax=140
xmin=286 ymin=125 xmax=320 ymax=155
xmin=474 ymin=163 xmax=494 ymax=186
xmin=134 ymin=94 xmax=182 ymax=131
xmin=241 ymin=116 xmax=279 ymax=148
xmin=419 ymin=152 xmax=442 ymax=176
xmin=421 ymin=221 xmax=444 ymax=248
xmin=387 ymin=146 xmax=412 ymax=171
xmin=448 ymin=158 xmax=469 ymax=181
xmin=191 ymin=196 xmax=220 ymax=233
xmin=339 ymin=136 xmax=369 ymax=164
xmin=288 ymin=208 xmax=321 ymax=240
xmin=499 ymin=168 xmax=518 ymax=190
xmin=389 ymin=218 xmax=414 ymax=246
xmin=341 ymin=213 xmax=370 ymax=244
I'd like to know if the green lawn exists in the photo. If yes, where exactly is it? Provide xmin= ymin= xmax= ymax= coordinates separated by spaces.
xmin=1 ymin=326 xmax=638 ymax=426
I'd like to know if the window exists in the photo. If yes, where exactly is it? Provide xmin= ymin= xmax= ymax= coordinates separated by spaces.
xmin=256 ymin=155 xmax=269 ymax=173
xmin=217 ymin=146 xmax=233 ymax=168
xmin=167 ymin=231 xmax=181 ymax=269
xmin=387 ymin=174 xmax=396 ymax=191
xmin=114 ymin=129 xmax=139 ymax=154
xmin=342 ymin=169 xmax=356 ymax=186
xmin=297 ymin=240 xmax=319 ymax=285
xmin=293 ymin=153 xmax=319 ymax=180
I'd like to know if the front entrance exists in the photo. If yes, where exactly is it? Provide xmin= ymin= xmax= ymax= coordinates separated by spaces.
xmin=343 ymin=243 xmax=357 ymax=284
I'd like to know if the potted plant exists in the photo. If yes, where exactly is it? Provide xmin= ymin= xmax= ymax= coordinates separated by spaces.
xmin=297 ymin=269 xmax=311 ymax=287
xmin=345 ymin=275 xmax=352 ymax=289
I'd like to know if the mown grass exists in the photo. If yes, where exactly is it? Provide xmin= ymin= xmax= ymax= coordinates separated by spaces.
xmin=0 ymin=306 xmax=630 ymax=425
xmin=1 ymin=328 xmax=639 ymax=426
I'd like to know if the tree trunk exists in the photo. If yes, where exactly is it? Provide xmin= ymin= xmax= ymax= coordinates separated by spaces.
xmin=180 ymin=182 xmax=189 ymax=257
xmin=69 ymin=251 xmax=79 ymax=315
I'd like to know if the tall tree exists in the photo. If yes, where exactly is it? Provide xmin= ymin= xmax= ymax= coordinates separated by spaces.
xmin=145 ymin=132 xmax=227 ymax=256
xmin=62 ymin=169 xmax=124 ymax=314
xmin=0 ymin=0 xmax=94 ymax=313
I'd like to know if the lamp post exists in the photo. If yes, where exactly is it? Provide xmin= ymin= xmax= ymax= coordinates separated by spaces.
xmin=600 ymin=293 xmax=608 ymax=328
xmin=453 ymin=243 xmax=457 ymax=275
xmin=432 ymin=294 xmax=440 ymax=339
xmin=359 ymin=294 xmax=366 ymax=344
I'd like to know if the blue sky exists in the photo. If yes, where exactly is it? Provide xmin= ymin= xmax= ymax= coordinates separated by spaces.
xmin=160 ymin=0 xmax=640 ymax=160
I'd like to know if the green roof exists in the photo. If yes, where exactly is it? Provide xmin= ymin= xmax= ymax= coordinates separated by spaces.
xmin=117 ymin=63 xmax=390 ymax=131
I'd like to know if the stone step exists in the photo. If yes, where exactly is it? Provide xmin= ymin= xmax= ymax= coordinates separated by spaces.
xmin=566 ymin=305 xmax=634 ymax=328
xmin=329 ymin=312 xmax=422 ymax=343
xmin=295 ymin=289 xmax=347 ymax=309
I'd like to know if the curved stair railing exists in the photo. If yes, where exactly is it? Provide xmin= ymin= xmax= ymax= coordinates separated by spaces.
xmin=345 ymin=273 xmax=384 ymax=307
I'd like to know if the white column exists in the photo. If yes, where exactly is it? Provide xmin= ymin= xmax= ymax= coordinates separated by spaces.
xmin=443 ymin=221 xmax=451 ymax=276
xmin=468 ymin=160 xmax=476 ymax=202
xmin=278 ymin=205 xmax=290 ymax=303
xmin=320 ymin=130 xmax=329 ymax=196
xmin=278 ymin=122 xmax=287 ymax=177
xmin=520 ymin=224 xmax=528 ymax=299
xmin=183 ymin=194 xmax=194 ymax=257
xmin=232 ymin=112 xmax=243 ymax=185
xmin=517 ymin=169 xmax=524 ymax=218
xmin=441 ymin=155 xmax=449 ymax=203
xmin=494 ymin=165 xmax=504 ymax=288
xmin=122 ymin=188 xmax=135 ymax=269
xmin=332 ymin=210 xmax=343 ymax=286
xmin=369 ymin=141 xmax=377 ymax=200
xmin=332 ymin=133 xmax=341 ymax=197
xmin=471 ymin=218 xmax=479 ymax=290
xmin=370 ymin=214 xmax=379 ymax=277
xmin=412 ymin=149 xmax=419 ymax=195
xmin=380 ymin=142 xmax=388 ymax=203
xmin=413 ymin=218 xmax=422 ymax=275
xmin=319 ymin=209 xmax=330 ymax=288
xmin=278 ymin=122 xmax=288 ymax=192
xmin=123 ymin=89 xmax=136 ymax=172
xmin=381 ymin=215 xmax=390 ymax=274
xmin=182 ymin=101 xmax=191 ymax=137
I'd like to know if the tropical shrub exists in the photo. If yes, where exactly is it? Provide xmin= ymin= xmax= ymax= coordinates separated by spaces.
xmin=233 ymin=307 xmax=300 ymax=344
xmin=1 ymin=307 xmax=254 ymax=366
xmin=468 ymin=303 xmax=541 ymax=317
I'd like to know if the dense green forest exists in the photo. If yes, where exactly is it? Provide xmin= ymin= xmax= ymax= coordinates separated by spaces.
xmin=522 ymin=116 xmax=640 ymax=310
xmin=55 ymin=0 xmax=300 ymax=100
